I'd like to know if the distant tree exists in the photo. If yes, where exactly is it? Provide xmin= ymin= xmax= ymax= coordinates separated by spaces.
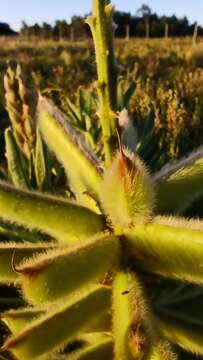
xmin=53 ymin=20 xmax=70 ymax=39
xmin=0 ymin=22 xmax=17 ymax=36
xmin=114 ymin=11 xmax=131 ymax=38
xmin=71 ymin=16 xmax=88 ymax=39
xmin=151 ymin=16 xmax=163 ymax=37
xmin=20 ymin=21 xmax=29 ymax=37
xmin=136 ymin=4 xmax=152 ymax=38
xmin=42 ymin=22 xmax=52 ymax=39
xmin=32 ymin=23 xmax=41 ymax=37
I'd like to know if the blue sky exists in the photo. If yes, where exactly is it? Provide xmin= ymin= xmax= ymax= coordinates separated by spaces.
xmin=1 ymin=0 xmax=203 ymax=31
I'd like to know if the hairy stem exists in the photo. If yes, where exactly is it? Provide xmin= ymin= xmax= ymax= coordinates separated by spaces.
xmin=86 ymin=0 xmax=117 ymax=165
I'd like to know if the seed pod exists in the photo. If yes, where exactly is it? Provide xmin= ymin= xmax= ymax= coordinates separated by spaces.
xmin=2 ymin=285 xmax=111 ymax=360
xmin=2 ymin=308 xmax=45 ymax=335
xmin=38 ymin=96 xmax=102 ymax=211
xmin=0 ymin=181 xmax=104 ymax=243
xmin=0 ymin=242 xmax=56 ymax=283
xmin=17 ymin=234 xmax=120 ymax=304
xmin=100 ymin=149 xmax=155 ymax=230
xmin=112 ymin=271 xmax=153 ymax=360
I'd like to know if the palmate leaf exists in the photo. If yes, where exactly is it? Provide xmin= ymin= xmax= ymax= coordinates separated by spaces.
xmin=155 ymin=147 xmax=203 ymax=214
xmin=0 ymin=181 xmax=104 ymax=243
xmin=157 ymin=317 xmax=203 ymax=356
xmin=17 ymin=234 xmax=120 ymax=304
xmin=0 ymin=242 xmax=57 ymax=283
xmin=2 ymin=285 xmax=111 ymax=360
xmin=124 ymin=217 xmax=203 ymax=284
xmin=38 ymin=96 xmax=102 ymax=211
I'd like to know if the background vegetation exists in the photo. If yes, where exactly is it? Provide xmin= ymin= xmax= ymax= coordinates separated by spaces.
xmin=1 ymin=36 xmax=203 ymax=167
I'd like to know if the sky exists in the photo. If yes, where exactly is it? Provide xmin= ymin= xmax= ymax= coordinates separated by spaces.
xmin=1 ymin=0 xmax=203 ymax=31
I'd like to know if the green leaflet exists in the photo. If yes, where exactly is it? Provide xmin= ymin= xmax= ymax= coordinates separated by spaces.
xmin=100 ymin=150 xmax=154 ymax=231
xmin=65 ymin=332 xmax=113 ymax=360
xmin=155 ymin=147 xmax=203 ymax=214
xmin=157 ymin=317 xmax=203 ymax=356
xmin=2 ymin=308 xmax=45 ymax=335
xmin=5 ymin=128 xmax=30 ymax=190
xmin=65 ymin=95 xmax=82 ymax=127
xmin=0 ymin=242 xmax=56 ymax=283
xmin=112 ymin=271 xmax=153 ymax=360
xmin=18 ymin=235 xmax=120 ymax=304
xmin=122 ymin=82 xmax=136 ymax=109
xmin=37 ymin=96 xmax=102 ymax=210
xmin=2 ymin=285 xmax=111 ymax=360
xmin=34 ymin=128 xmax=50 ymax=191
xmin=124 ymin=218 xmax=203 ymax=284
xmin=0 ymin=181 xmax=104 ymax=243
xmin=117 ymin=81 xmax=136 ymax=110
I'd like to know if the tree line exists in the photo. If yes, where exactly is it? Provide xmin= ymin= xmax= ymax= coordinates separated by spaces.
xmin=1 ymin=4 xmax=202 ymax=39
xmin=0 ymin=22 xmax=17 ymax=36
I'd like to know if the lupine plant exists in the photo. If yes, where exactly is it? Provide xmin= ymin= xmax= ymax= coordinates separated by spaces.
xmin=1 ymin=1 xmax=203 ymax=359
xmin=3 ymin=64 xmax=65 ymax=194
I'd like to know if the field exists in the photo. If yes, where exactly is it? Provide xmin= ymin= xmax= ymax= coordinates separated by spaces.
xmin=1 ymin=37 xmax=203 ymax=166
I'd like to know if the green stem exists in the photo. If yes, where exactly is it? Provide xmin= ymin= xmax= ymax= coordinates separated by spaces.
xmin=87 ymin=0 xmax=117 ymax=165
